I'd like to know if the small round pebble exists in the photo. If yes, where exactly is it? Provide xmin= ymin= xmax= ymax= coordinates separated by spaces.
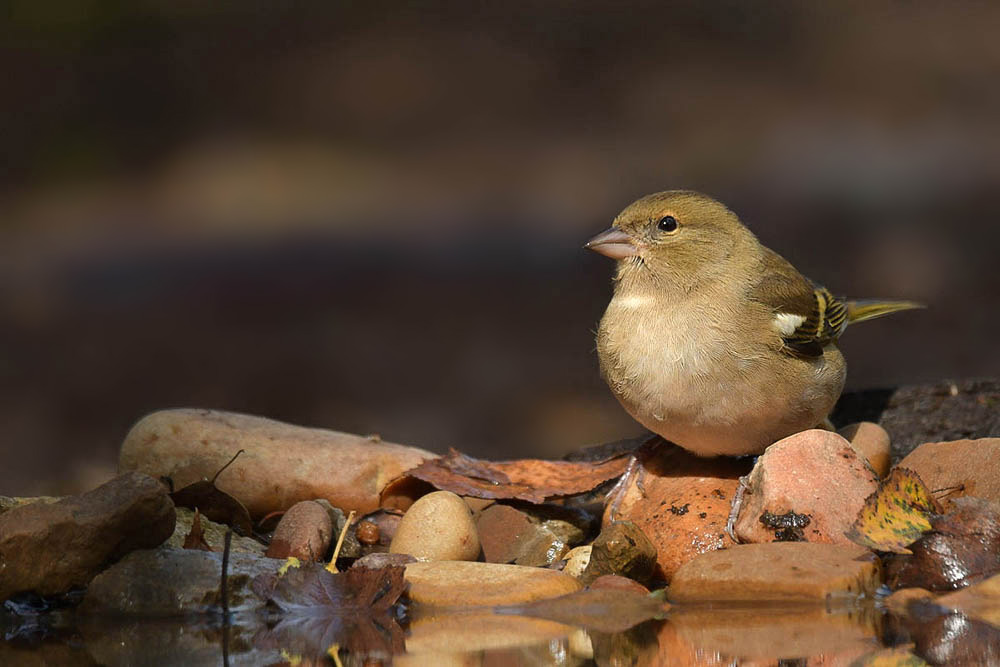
xmin=390 ymin=490 xmax=481 ymax=561
xmin=356 ymin=520 xmax=380 ymax=545
xmin=265 ymin=500 xmax=333 ymax=561
xmin=561 ymin=545 xmax=592 ymax=579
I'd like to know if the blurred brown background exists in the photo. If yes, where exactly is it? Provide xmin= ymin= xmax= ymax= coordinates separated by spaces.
xmin=2 ymin=1 xmax=998 ymax=495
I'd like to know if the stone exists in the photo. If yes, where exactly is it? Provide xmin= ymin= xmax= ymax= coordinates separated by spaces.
xmin=390 ymin=490 xmax=481 ymax=561
xmin=588 ymin=574 xmax=649 ymax=594
xmin=734 ymin=429 xmax=879 ymax=545
xmin=668 ymin=542 xmax=881 ymax=603
xmin=884 ymin=587 xmax=935 ymax=615
xmin=477 ymin=503 xmax=537 ymax=563
xmin=838 ymin=421 xmax=891 ymax=477
xmin=400 ymin=612 xmax=576 ymax=660
xmin=832 ymin=379 xmax=1000 ymax=461
xmin=603 ymin=443 xmax=750 ymax=581
xmin=0 ymin=472 xmax=175 ymax=600
xmin=314 ymin=499 xmax=362 ymax=558
xmin=475 ymin=503 xmax=573 ymax=567
xmin=897 ymin=438 xmax=1000 ymax=507
xmin=404 ymin=561 xmax=582 ymax=606
xmin=658 ymin=604 xmax=878 ymax=663
xmin=81 ymin=547 xmax=282 ymax=615
xmin=265 ymin=500 xmax=333 ymax=561
xmin=561 ymin=545 xmax=592 ymax=579
xmin=581 ymin=520 xmax=657 ymax=586
xmin=166 ymin=506 xmax=265 ymax=555
xmin=937 ymin=572 xmax=1000 ymax=627
xmin=119 ymin=408 xmax=436 ymax=518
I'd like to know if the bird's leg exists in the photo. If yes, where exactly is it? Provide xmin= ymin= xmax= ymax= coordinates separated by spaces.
xmin=605 ymin=434 xmax=661 ymax=522
xmin=725 ymin=474 xmax=751 ymax=543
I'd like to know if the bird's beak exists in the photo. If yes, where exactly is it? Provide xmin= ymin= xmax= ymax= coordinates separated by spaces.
xmin=585 ymin=227 xmax=639 ymax=259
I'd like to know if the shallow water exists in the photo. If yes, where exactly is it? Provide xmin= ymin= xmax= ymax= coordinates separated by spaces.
xmin=6 ymin=599 xmax=997 ymax=666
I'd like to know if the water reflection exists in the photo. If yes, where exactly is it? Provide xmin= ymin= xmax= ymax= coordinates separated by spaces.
xmin=6 ymin=601 xmax=997 ymax=665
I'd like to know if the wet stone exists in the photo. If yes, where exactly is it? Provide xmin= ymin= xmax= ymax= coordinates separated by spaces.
xmin=581 ymin=520 xmax=657 ymax=586
xmin=167 ymin=506 xmax=265 ymax=555
xmin=81 ymin=547 xmax=284 ymax=615
xmin=404 ymin=561 xmax=582 ymax=607
xmin=668 ymin=542 xmax=882 ymax=603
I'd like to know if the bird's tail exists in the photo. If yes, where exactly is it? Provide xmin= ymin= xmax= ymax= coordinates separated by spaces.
xmin=846 ymin=299 xmax=925 ymax=324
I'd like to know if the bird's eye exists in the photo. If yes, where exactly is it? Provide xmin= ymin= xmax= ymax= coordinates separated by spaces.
xmin=657 ymin=216 xmax=678 ymax=232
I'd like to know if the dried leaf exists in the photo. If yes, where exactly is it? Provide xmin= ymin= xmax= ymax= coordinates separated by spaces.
xmin=252 ymin=563 xmax=407 ymax=659
xmin=170 ymin=450 xmax=254 ymax=536
xmin=382 ymin=448 xmax=631 ymax=504
xmin=846 ymin=468 xmax=941 ymax=554
xmin=182 ymin=508 xmax=213 ymax=551
xmin=494 ymin=588 xmax=669 ymax=633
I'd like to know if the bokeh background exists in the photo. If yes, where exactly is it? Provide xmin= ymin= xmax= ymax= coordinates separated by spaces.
xmin=3 ymin=1 xmax=998 ymax=495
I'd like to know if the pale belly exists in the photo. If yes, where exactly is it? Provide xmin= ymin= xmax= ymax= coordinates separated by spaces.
xmin=597 ymin=296 xmax=846 ymax=456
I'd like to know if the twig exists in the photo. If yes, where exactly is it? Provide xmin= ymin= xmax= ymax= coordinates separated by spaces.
xmin=212 ymin=449 xmax=246 ymax=484
xmin=221 ymin=529 xmax=233 ymax=667
xmin=326 ymin=510 xmax=356 ymax=573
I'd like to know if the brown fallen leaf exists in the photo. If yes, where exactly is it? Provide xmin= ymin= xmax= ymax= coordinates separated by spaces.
xmin=251 ymin=562 xmax=407 ymax=658
xmin=845 ymin=468 xmax=941 ymax=554
xmin=381 ymin=448 xmax=631 ymax=505
xmin=494 ymin=588 xmax=669 ymax=633
xmin=170 ymin=450 xmax=254 ymax=536
xmin=182 ymin=508 xmax=213 ymax=551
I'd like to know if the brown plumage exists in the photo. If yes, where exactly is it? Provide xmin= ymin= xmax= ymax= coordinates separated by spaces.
xmin=587 ymin=190 xmax=921 ymax=456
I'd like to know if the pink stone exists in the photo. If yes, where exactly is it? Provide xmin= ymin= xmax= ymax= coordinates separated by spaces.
xmin=734 ymin=429 xmax=879 ymax=545
xmin=897 ymin=438 xmax=1000 ymax=508
xmin=837 ymin=421 xmax=891 ymax=478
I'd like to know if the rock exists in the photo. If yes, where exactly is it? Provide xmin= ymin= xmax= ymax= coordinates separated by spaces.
xmin=81 ymin=547 xmax=281 ymax=615
xmin=265 ymin=500 xmax=333 ymax=561
xmin=832 ymin=379 xmax=1000 ymax=462
xmin=357 ymin=508 xmax=402 ymax=548
xmin=166 ymin=506 xmax=265 ymax=555
xmin=734 ymin=429 xmax=879 ymax=545
xmin=352 ymin=552 xmax=416 ymax=569
xmin=581 ymin=520 xmax=657 ymax=586
xmin=0 ymin=472 xmax=175 ymax=600
xmin=119 ymin=408 xmax=436 ymax=518
xmin=401 ymin=612 xmax=576 ymax=659
xmin=476 ymin=503 xmax=572 ymax=566
xmin=477 ymin=504 xmax=536 ymax=563
xmin=659 ymin=604 xmax=878 ymax=663
xmin=390 ymin=490 xmax=481 ymax=561
xmin=0 ymin=496 xmax=61 ymax=515
xmin=314 ymin=500 xmax=362 ymax=558
xmin=404 ymin=561 xmax=582 ymax=606
xmin=589 ymin=574 xmax=649 ymax=594
xmin=838 ymin=421 xmax=891 ymax=477
xmin=668 ymin=542 xmax=881 ymax=603
xmin=884 ymin=587 xmax=935 ymax=615
xmin=896 ymin=438 xmax=1000 ymax=507
xmin=937 ymin=572 xmax=1000 ymax=627
xmin=356 ymin=520 xmax=380 ymax=545
xmin=562 ymin=546 xmax=592 ymax=579
xmin=885 ymin=496 xmax=1000 ymax=592
xmin=603 ymin=443 xmax=749 ymax=581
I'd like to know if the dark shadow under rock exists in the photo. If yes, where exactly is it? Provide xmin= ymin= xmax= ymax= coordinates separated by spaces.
xmin=832 ymin=378 xmax=1000 ymax=463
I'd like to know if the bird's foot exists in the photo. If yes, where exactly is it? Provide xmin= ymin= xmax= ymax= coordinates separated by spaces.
xmin=725 ymin=474 xmax=751 ymax=543
xmin=605 ymin=434 xmax=660 ymax=521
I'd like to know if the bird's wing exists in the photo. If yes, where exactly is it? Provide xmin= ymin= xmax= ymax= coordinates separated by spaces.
xmin=750 ymin=247 xmax=848 ymax=358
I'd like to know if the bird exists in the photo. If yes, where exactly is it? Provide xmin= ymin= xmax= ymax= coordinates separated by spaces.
xmin=586 ymin=190 xmax=921 ymax=458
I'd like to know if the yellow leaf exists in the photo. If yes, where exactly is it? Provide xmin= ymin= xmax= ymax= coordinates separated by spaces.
xmin=278 ymin=556 xmax=302 ymax=575
xmin=845 ymin=468 xmax=941 ymax=554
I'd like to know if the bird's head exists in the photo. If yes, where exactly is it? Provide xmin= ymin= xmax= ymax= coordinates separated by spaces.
xmin=586 ymin=190 xmax=753 ymax=289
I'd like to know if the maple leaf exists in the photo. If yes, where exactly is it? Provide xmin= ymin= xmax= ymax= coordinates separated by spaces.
xmin=252 ymin=563 xmax=407 ymax=659
xmin=845 ymin=468 xmax=942 ymax=554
